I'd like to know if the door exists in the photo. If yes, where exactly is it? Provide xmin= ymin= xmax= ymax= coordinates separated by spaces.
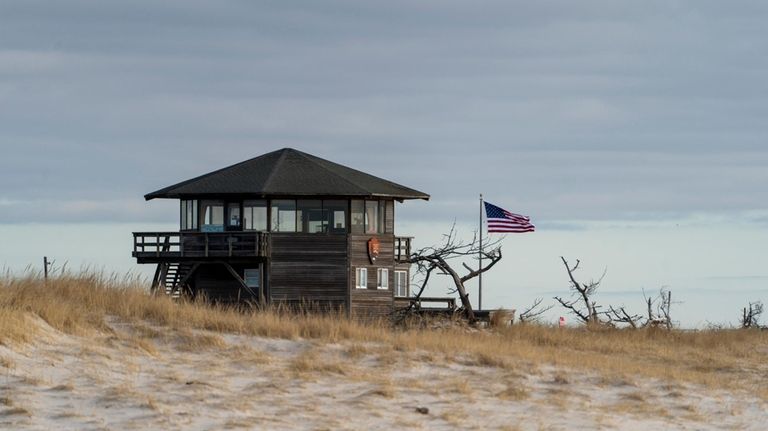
xmin=226 ymin=202 xmax=242 ymax=231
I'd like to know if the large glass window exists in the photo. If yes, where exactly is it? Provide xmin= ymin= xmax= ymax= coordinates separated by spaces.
xmin=201 ymin=200 xmax=224 ymax=232
xmin=297 ymin=200 xmax=324 ymax=233
xmin=351 ymin=200 xmax=365 ymax=234
xmin=271 ymin=200 xmax=297 ymax=232
xmin=323 ymin=200 xmax=347 ymax=234
xmin=243 ymin=200 xmax=267 ymax=231
xmin=180 ymin=200 xmax=198 ymax=231
xmin=365 ymin=201 xmax=379 ymax=234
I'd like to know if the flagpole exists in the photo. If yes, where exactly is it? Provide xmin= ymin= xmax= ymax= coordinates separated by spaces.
xmin=479 ymin=193 xmax=483 ymax=311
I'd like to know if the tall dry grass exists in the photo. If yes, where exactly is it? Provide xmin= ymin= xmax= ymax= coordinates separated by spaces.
xmin=2 ymin=271 xmax=767 ymax=393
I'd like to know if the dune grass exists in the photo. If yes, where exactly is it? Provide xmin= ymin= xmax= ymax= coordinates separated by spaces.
xmin=1 ymin=272 xmax=767 ymax=394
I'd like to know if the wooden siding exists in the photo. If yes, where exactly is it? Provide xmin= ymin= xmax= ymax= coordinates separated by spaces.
xmin=269 ymin=233 xmax=348 ymax=310
xmin=349 ymin=233 xmax=395 ymax=320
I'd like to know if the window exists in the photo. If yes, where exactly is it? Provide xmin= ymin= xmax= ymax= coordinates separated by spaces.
xmin=350 ymin=200 xmax=365 ymax=234
xmin=323 ymin=200 xmax=347 ymax=234
xmin=395 ymin=271 xmax=408 ymax=297
xmin=201 ymin=200 xmax=224 ymax=232
xmin=385 ymin=200 xmax=394 ymax=233
xmin=364 ymin=201 xmax=379 ymax=234
xmin=180 ymin=200 xmax=198 ymax=230
xmin=297 ymin=200 xmax=324 ymax=233
xmin=377 ymin=268 xmax=389 ymax=290
xmin=271 ymin=200 xmax=297 ymax=232
xmin=244 ymin=268 xmax=260 ymax=289
xmin=243 ymin=200 xmax=267 ymax=231
xmin=355 ymin=268 xmax=367 ymax=289
xmin=227 ymin=203 xmax=241 ymax=229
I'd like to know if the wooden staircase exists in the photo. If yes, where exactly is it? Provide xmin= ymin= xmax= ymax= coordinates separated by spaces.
xmin=152 ymin=262 xmax=196 ymax=299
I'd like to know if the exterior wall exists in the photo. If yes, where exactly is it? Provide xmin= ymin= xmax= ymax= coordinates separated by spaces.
xmin=268 ymin=233 xmax=348 ymax=310
xmin=349 ymin=234 xmax=395 ymax=320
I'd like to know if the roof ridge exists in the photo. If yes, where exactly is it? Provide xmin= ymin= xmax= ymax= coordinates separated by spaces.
xmin=293 ymin=150 xmax=370 ymax=195
xmin=261 ymin=148 xmax=291 ymax=192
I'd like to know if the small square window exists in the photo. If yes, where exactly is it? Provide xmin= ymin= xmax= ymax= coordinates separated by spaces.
xmin=355 ymin=268 xmax=367 ymax=289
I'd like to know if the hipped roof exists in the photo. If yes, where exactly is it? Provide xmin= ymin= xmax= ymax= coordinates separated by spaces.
xmin=145 ymin=148 xmax=430 ymax=201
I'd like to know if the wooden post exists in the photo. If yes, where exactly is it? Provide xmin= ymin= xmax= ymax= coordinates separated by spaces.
xmin=43 ymin=256 xmax=49 ymax=280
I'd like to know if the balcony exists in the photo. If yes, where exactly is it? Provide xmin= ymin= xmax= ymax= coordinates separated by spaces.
xmin=133 ymin=231 xmax=269 ymax=263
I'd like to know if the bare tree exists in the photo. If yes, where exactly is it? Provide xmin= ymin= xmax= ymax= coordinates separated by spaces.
xmin=553 ymin=257 xmax=605 ymax=325
xmin=740 ymin=301 xmax=764 ymax=329
xmin=406 ymin=225 xmax=503 ymax=322
xmin=643 ymin=288 xmax=674 ymax=329
xmin=518 ymin=298 xmax=554 ymax=324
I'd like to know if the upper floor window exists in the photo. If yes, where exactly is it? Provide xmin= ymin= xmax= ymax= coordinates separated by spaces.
xmin=272 ymin=199 xmax=348 ymax=234
xmin=243 ymin=200 xmax=267 ymax=231
xmin=365 ymin=201 xmax=379 ymax=234
xmin=271 ymin=200 xmax=297 ymax=232
xmin=180 ymin=200 xmax=198 ymax=231
xmin=297 ymin=200 xmax=324 ymax=233
xmin=201 ymin=200 xmax=224 ymax=232
xmin=323 ymin=200 xmax=347 ymax=234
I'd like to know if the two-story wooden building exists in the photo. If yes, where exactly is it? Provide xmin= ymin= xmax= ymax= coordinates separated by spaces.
xmin=132 ymin=148 xmax=429 ymax=319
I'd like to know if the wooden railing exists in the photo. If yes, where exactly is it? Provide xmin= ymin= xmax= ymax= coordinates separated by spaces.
xmin=133 ymin=231 xmax=269 ymax=260
xmin=394 ymin=236 xmax=412 ymax=262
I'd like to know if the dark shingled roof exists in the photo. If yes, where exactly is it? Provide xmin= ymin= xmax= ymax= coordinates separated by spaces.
xmin=145 ymin=148 xmax=430 ymax=201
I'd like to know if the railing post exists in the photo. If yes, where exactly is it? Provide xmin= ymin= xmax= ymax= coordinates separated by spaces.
xmin=228 ymin=235 xmax=233 ymax=257
xmin=179 ymin=233 xmax=184 ymax=257
xmin=205 ymin=233 xmax=209 ymax=257
xmin=156 ymin=233 xmax=160 ymax=257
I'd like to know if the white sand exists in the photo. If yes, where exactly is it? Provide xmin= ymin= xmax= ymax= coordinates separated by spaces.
xmin=0 ymin=318 xmax=765 ymax=430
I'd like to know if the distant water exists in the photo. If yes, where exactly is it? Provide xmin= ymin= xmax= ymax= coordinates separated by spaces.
xmin=2 ymin=220 xmax=767 ymax=329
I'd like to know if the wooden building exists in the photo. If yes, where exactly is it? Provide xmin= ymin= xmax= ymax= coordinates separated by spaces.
xmin=132 ymin=148 xmax=429 ymax=319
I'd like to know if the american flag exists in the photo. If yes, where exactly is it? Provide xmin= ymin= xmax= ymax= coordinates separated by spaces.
xmin=484 ymin=201 xmax=535 ymax=233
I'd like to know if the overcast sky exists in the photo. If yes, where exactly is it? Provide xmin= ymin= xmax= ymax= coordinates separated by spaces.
xmin=2 ymin=1 xmax=768 ymax=225
xmin=2 ymin=2 xmax=767 ymax=325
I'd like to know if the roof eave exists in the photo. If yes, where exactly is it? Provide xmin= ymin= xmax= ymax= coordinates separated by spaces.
xmin=145 ymin=191 xmax=430 ymax=201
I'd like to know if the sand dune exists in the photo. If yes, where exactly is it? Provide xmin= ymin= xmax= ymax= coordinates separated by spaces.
xmin=1 ymin=316 xmax=766 ymax=431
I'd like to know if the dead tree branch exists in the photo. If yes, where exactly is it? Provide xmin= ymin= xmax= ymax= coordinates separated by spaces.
xmin=740 ymin=301 xmax=764 ymax=329
xmin=553 ymin=256 xmax=604 ymax=325
xmin=407 ymin=224 xmax=503 ymax=322
xmin=642 ymin=288 xmax=674 ymax=329
xmin=518 ymin=298 xmax=554 ymax=323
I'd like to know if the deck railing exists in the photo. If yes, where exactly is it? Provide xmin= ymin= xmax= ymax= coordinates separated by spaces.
xmin=394 ymin=236 xmax=412 ymax=262
xmin=133 ymin=231 xmax=269 ymax=260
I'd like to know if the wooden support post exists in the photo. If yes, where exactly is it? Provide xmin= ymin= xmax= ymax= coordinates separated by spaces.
xmin=151 ymin=263 xmax=162 ymax=294
xmin=43 ymin=256 xmax=49 ymax=280
xmin=171 ymin=262 xmax=200 ymax=295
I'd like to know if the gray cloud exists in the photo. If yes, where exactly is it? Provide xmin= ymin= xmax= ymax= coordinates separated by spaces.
xmin=1 ymin=1 xmax=768 ymax=223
